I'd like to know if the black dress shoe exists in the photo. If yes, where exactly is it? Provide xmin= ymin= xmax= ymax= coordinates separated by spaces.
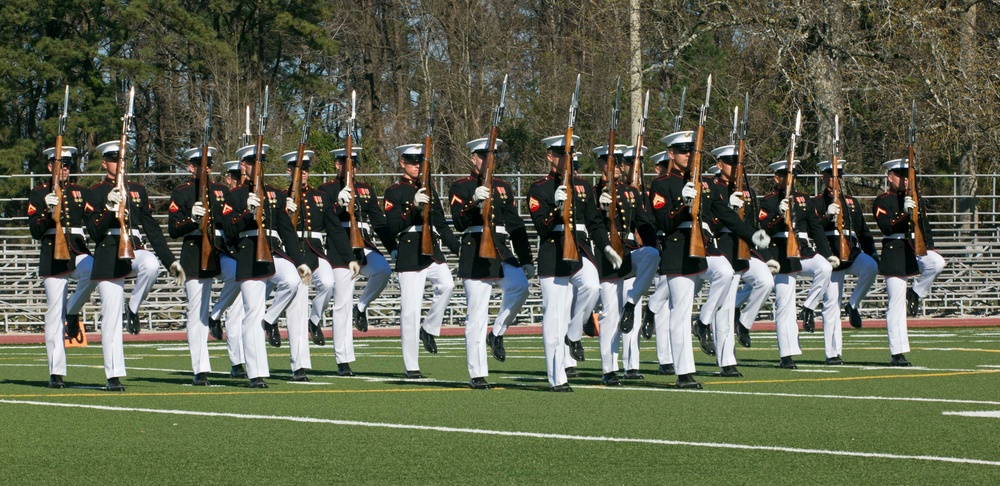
xmin=799 ymin=307 xmax=816 ymax=333
xmin=49 ymin=374 xmax=66 ymax=389
xmin=291 ymin=368 xmax=310 ymax=382
xmin=337 ymin=363 xmax=355 ymax=377
xmin=230 ymin=364 xmax=248 ymax=378
xmin=208 ymin=317 xmax=224 ymax=340
xmin=419 ymin=328 xmax=438 ymax=354
xmin=550 ymin=383 xmax=573 ymax=392
xmin=623 ymin=369 xmax=645 ymax=380
xmin=65 ymin=314 xmax=84 ymax=343
xmin=353 ymin=304 xmax=368 ymax=332
xmin=601 ymin=372 xmax=623 ymax=386
xmin=694 ymin=322 xmax=715 ymax=356
xmin=618 ymin=301 xmax=636 ymax=334
xmin=125 ymin=308 xmax=141 ymax=335
xmin=655 ymin=363 xmax=676 ymax=375
xmin=675 ymin=373 xmax=703 ymax=389
xmin=720 ymin=365 xmax=743 ymax=377
xmin=890 ymin=354 xmax=912 ymax=367
xmin=263 ymin=321 xmax=281 ymax=347
xmin=469 ymin=377 xmax=491 ymax=390
xmin=248 ymin=377 xmax=268 ymax=389
xmin=404 ymin=370 xmax=425 ymax=379
xmin=309 ymin=320 xmax=325 ymax=346
xmin=778 ymin=356 xmax=798 ymax=369
xmin=564 ymin=367 xmax=580 ymax=378
xmin=845 ymin=303 xmax=863 ymax=328
xmin=736 ymin=322 xmax=752 ymax=348
xmin=825 ymin=356 xmax=844 ymax=365
xmin=564 ymin=336 xmax=585 ymax=361
xmin=489 ymin=332 xmax=506 ymax=362
xmin=106 ymin=377 xmax=125 ymax=392
xmin=583 ymin=314 xmax=597 ymax=338
xmin=640 ymin=304 xmax=655 ymax=339
xmin=906 ymin=289 xmax=920 ymax=317
xmin=192 ymin=372 xmax=211 ymax=386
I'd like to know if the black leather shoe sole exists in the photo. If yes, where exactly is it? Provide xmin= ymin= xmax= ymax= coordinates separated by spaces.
xmin=640 ymin=304 xmax=655 ymax=339
xmin=655 ymin=364 xmax=676 ymax=375
xmin=623 ymin=370 xmax=645 ymax=380
xmin=618 ymin=302 xmax=635 ymax=334
xmin=248 ymin=378 xmax=268 ymax=389
xmin=420 ymin=329 xmax=438 ymax=354
xmin=736 ymin=323 xmax=752 ymax=348
xmin=193 ymin=373 xmax=211 ymax=386
xmin=337 ymin=364 xmax=356 ymax=377
xmin=800 ymin=308 xmax=815 ymax=333
xmin=404 ymin=370 xmax=425 ymax=379
xmin=353 ymin=305 xmax=368 ymax=332
xmin=846 ymin=304 xmax=863 ymax=328
xmin=779 ymin=357 xmax=798 ymax=369
xmin=601 ymin=373 xmax=623 ymax=386
xmin=825 ymin=356 xmax=844 ymax=365
xmin=675 ymin=374 xmax=703 ymax=389
xmin=125 ymin=309 xmax=141 ymax=335
xmin=264 ymin=322 xmax=281 ymax=347
xmin=564 ymin=367 xmax=580 ymax=378
xmin=208 ymin=318 xmax=223 ymax=340
xmin=889 ymin=354 xmax=912 ymax=367
xmin=469 ymin=378 xmax=491 ymax=390
xmin=291 ymin=369 xmax=310 ymax=382
xmin=309 ymin=322 xmax=325 ymax=346
xmin=49 ymin=375 xmax=66 ymax=389
xmin=719 ymin=366 xmax=743 ymax=377
xmin=695 ymin=323 xmax=715 ymax=356
xmin=491 ymin=334 xmax=506 ymax=362
xmin=550 ymin=384 xmax=573 ymax=392
xmin=230 ymin=365 xmax=248 ymax=379
xmin=564 ymin=336 xmax=585 ymax=361
xmin=106 ymin=378 xmax=125 ymax=392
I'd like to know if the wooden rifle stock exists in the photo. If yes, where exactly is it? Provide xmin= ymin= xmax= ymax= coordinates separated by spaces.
xmin=784 ymin=166 xmax=800 ymax=259
xmin=561 ymin=129 xmax=579 ymax=262
xmin=477 ymin=126 xmax=500 ymax=259
xmin=116 ymin=106 xmax=135 ymax=261
xmin=830 ymin=154 xmax=850 ymax=261
xmin=198 ymin=148 xmax=214 ymax=270
xmin=628 ymin=148 xmax=644 ymax=247
xmin=288 ymin=145 xmax=305 ymax=229
xmin=733 ymin=139 xmax=752 ymax=261
xmin=420 ymin=134 xmax=434 ymax=256
xmin=687 ymin=124 xmax=707 ymax=258
xmin=252 ymin=136 xmax=272 ymax=262
xmin=908 ymin=145 xmax=927 ymax=256
xmin=51 ymin=134 xmax=70 ymax=261
xmin=605 ymin=133 xmax=623 ymax=257
xmin=344 ymin=137 xmax=364 ymax=249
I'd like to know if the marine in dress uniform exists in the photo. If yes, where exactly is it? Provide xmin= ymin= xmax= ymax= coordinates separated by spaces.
xmin=383 ymin=144 xmax=461 ymax=378
xmin=758 ymin=160 xmax=838 ymax=369
xmin=85 ymin=141 xmax=185 ymax=391
xmin=805 ymin=160 xmax=880 ymax=364
xmin=221 ymin=144 xmax=311 ymax=388
xmin=28 ymin=146 xmax=97 ymax=388
xmin=448 ymin=137 xmax=534 ymax=389
xmin=645 ymin=150 xmax=676 ymax=375
xmin=318 ymin=147 xmax=396 ymax=342
xmin=527 ymin=135 xmax=614 ymax=391
xmin=167 ymin=146 xmax=231 ymax=385
xmin=207 ymin=160 xmax=247 ymax=378
xmin=283 ymin=150 xmax=359 ymax=380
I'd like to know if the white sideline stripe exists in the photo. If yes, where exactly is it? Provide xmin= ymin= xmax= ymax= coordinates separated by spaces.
xmin=583 ymin=385 xmax=1000 ymax=407
xmin=943 ymin=411 xmax=1000 ymax=419
xmin=1 ymin=399 xmax=998 ymax=467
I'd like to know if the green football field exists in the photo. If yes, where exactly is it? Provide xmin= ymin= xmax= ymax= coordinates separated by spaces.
xmin=1 ymin=327 xmax=999 ymax=484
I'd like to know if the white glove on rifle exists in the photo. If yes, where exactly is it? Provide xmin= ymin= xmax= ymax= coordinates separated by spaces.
xmin=106 ymin=188 xmax=123 ymax=212
xmin=751 ymin=229 xmax=770 ymax=250
xmin=681 ymin=182 xmax=697 ymax=204
xmin=413 ymin=187 xmax=430 ymax=205
xmin=778 ymin=198 xmax=789 ymax=216
xmin=191 ymin=201 xmax=206 ymax=218
xmin=827 ymin=255 xmax=841 ymax=268
xmin=701 ymin=221 xmax=714 ymax=238
xmin=826 ymin=202 xmax=840 ymax=216
xmin=521 ymin=263 xmax=536 ymax=279
xmin=285 ymin=198 xmax=298 ymax=214
xmin=338 ymin=187 xmax=352 ymax=205
xmin=473 ymin=186 xmax=490 ymax=206
xmin=348 ymin=261 xmax=361 ymax=278
xmin=599 ymin=191 xmax=612 ymax=210
xmin=168 ymin=261 xmax=186 ymax=286
xmin=903 ymin=196 xmax=917 ymax=211
xmin=554 ymin=185 xmax=568 ymax=204
xmin=45 ymin=192 xmax=60 ymax=208
xmin=297 ymin=264 xmax=313 ymax=285
xmin=604 ymin=245 xmax=623 ymax=270
xmin=729 ymin=192 xmax=744 ymax=209
xmin=247 ymin=192 xmax=261 ymax=211
xmin=766 ymin=259 xmax=780 ymax=275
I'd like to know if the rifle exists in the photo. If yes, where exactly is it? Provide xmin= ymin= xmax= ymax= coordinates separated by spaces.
xmin=198 ymin=95 xmax=215 ymax=271
xmin=830 ymin=115 xmax=850 ymax=261
xmin=907 ymin=100 xmax=927 ymax=256
xmin=343 ymin=90 xmax=364 ymax=249
xmin=52 ymin=85 xmax=71 ymax=261
xmin=733 ymin=95 xmax=752 ymax=261
xmin=784 ymin=110 xmax=802 ymax=259
xmin=420 ymin=97 xmax=435 ymax=256
xmin=116 ymin=86 xmax=136 ymax=260
xmin=674 ymin=86 xmax=686 ymax=132
xmin=240 ymin=105 xmax=251 ymax=185
xmin=687 ymin=75 xmax=711 ymax=259
xmin=289 ymin=97 xmax=313 ymax=230
xmin=477 ymin=74 xmax=508 ymax=259
xmin=561 ymin=74 xmax=582 ymax=262
xmin=629 ymin=90 xmax=649 ymax=247
xmin=605 ymin=77 xmax=625 ymax=257
xmin=253 ymin=86 xmax=272 ymax=262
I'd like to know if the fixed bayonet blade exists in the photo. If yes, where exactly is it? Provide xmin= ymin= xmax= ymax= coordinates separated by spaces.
xmin=204 ymin=95 xmax=213 ymax=143
xmin=642 ymin=89 xmax=650 ymax=121
xmin=794 ymin=109 xmax=802 ymax=137
xmin=731 ymin=106 xmax=738 ymax=145
xmin=350 ymin=90 xmax=357 ymax=121
xmin=908 ymin=99 xmax=916 ymax=145
xmin=427 ymin=94 xmax=435 ymax=135
xmin=59 ymin=85 xmax=69 ymax=135
xmin=127 ymin=86 xmax=135 ymax=118
xmin=611 ymin=76 xmax=621 ymax=130
xmin=301 ymin=97 xmax=313 ymax=143
xmin=833 ymin=114 xmax=839 ymax=156
xmin=260 ymin=85 xmax=269 ymax=135
xmin=568 ymin=74 xmax=581 ymax=128
xmin=739 ymin=93 xmax=749 ymax=139
xmin=500 ymin=74 xmax=508 ymax=109
xmin=704 ymin=75 xmax=712 ymax=108
xmin=674 ymin=86 xmax=686 ymax=131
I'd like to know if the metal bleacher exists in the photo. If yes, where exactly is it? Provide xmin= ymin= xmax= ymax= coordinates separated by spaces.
xmin=1 ymin=171 xmax=998 ymax=333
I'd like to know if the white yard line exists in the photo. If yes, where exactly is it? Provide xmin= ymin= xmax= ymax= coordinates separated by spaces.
xmin=943 ymin=411 xmax=1000 ymax=419
xmin=0 ymin=398 xmax=997 ymax=467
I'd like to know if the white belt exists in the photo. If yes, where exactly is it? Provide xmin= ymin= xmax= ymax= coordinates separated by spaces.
xmin=298 ymin=231 xmax=326 ymax=240
xmin=463 ymin=225 xmax=507 ymax=235
xmin=341 ymin=221 xmax=371 ymax=231
xmin=552 ymin=224 xmax=589 ymax=236
xmin=825 ymin=230 xmax=857 ymax=237
xmin=774 ymin=232 xmax=808 ymax=239
xmin=403 ymin=225 xmax=441 ymax=235
xmin=108 ymin=229 xmax=141 ymax=237
xmin=719 ymin=228 xmax=733 ymax=234
xmin=45 ymin=227 xmax=84 ymax=235
xmin=239 ymin=229 xmax=281 ymax=239
xmin=190 ymin=229 xmax=225 ymax=237
xmin=886 ymin=233 xmax=913 ymax=240
xmin=677 ymin=221 xmax=693 ymax=229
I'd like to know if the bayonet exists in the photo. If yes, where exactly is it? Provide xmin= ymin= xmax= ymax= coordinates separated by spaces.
xmin=244 ymin=105 xmax=251 ymax=146
xmin=204 ymin=95 xmax=214 ymax=144
xmin=301 ymin=97 xmax=313 ymax=144
xmin=698 ymin=75 xmax=712 ymax=126
xmin=259 ymin=85 xmax=269 ymax=135
xmin=738 ymin=92 xmax=749 ymax=140
xmin=908 ymin=99 xmax=916 ymax=145
xmin=494 ymin=74 xmax=508 ymax=126
xmin=611 ymin=76 xmax=621 ymax=130
xmin=674 ymin=86 xmax=687 ymax=131
xmin=59 ymin=86 xmax=69 ymax=136
xmin=568 ymin=74 xmax=581 ymax=128
xmin=730 ymin=106 xmax=738 ymax=145
xmin=832 ymin=114 xmax=840 ymax=156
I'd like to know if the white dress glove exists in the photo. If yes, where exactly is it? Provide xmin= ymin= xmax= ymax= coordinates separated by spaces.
xmin=338 ymin=187 xmax=352 ymax=205
xmin=604 ymin=245 xmax=623 ymax=270
xmin=599 ymin=191 xmax=612 ymax=210
xmin=106 ymin=188 xmax=123 ymax=212
xmin=701 ymin=221 xmax=714 ymax=238
xmin=554 ymin=185 xmax=568 ymax=204
xmin=348 ymin=261 xmax=361 ymax=278
xmin=473 ymin=186 xmax=490 ymax=205
xmin=778 ymin=198 xmax=789 ymax=216
xmin=168 ymin=261 xmax=186 ymax=286
xmin=751 ymin=229 xmax=770 ymax=250
xmin=191 ymin=201 xmax=206 ymax=218
xmin=827 ymin=255 xmax=841 ymax=268
xmin=45 ymin=192 xmax=60 ymax=208
xmin=826 ymin=202 xmax=840 ymax=216
xmin=247 ymin=192 xmax=261 ymax=211
xmin=729 ymin=192 xmax=744 ymax=209
xmin=681 ymin=182 xmax=697 ymax=203
xmin=297 ymin=264 xmax=313 ymax=285
xmin=903 ymin=196 xmax=916 ymax=211
xmin=285 ymin=198 xmax=298 ymax=214
xmin=413 ymin=187 xmax=430 ymax=205
xmin=521 ymin=263 xmax=536 ymax=279
xmin=766 ymin=259 xmax=781 ymax=274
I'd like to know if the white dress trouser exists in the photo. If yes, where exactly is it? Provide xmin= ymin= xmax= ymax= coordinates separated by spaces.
xmin=713 ymin=274 xmax=741 ymax=368
xmin=772 ymin=273 xmax=801 ymax=358
xmin=240 ymin=256 xmax=301 ymax=379
xmin=397 ymin=262 xmax=454 ymax=372
xmin=95 ymin=250 xmax=162 ymax=379
xmin=310 ymin=259 xmax=357 ymax=364
xmin=42 ymin=254 xmax=96 ymax=376
xmin=885 ymin=276 xmax=910 ymax=355
xmin=698 ymin=256 xmax=735 ymax=327
xmin=913 ymin=250 xmax=945 ymax=299
xmin=184 ymin=278 xmax=213 ymax=375
xmin=127 ymin=249 xmax=160 ymax=317
xmin=358 ymin=248 xmax=392 ymax=312
xmin=845 ymin=252 xmax=879 ymax=309
xmin=464 ymin=263 xmax=529 ymax=379
xmin=624 ymin=246 xmax=660 ymax=305
xmin=736 ymin=258 xmax=774 ymax=329
xmin=823 ymin=253 xmax=879 ymax=358
xmin=540 ymin=274 xmax=572 ymax=387
xmin=563 ymin=257 xmax=600 ymax=368
xmin=648 ymin=275 xmax=673 ymax=365
xmin=597 ymin=278 xmax=641 ymax=374
xmin=213 ymin=255 xmax=244 ymax=367
xmin=801 ymin=253 xmax=834 ymax=316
